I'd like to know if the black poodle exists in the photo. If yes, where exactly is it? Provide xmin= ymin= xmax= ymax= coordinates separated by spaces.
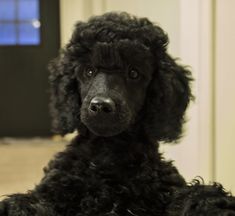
xmin=1 ymin=12 xmax=235 ymax=216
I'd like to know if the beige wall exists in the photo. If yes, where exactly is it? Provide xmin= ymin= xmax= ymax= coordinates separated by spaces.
xmin=215 ymin=0 xmax=235 ymax=192
xmin=60 ymin=0 xmax=180 ymax=56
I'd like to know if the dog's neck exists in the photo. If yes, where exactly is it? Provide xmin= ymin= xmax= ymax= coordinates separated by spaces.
xmin=73 ymin=124 xmax=161 ymax=168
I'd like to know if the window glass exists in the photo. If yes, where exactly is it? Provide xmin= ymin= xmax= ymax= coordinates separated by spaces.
xmin=18 ymin=0 xmax=39 ymax=20
xmin=0 ymin=0 xmax=15 ymax=20
xmin=0 ymin=23 xmax=17 ymax=44
xmin=0 ymin=0 xmax=40 ymax=46
xmin=19 ymin=23 xmax=40 ymax=45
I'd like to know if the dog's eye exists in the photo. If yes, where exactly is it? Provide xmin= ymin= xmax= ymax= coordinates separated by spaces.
xmin=85 ymin=67 xmax=96 ymax=78
xmin=128 ymin=68 xmax=140 ymax=80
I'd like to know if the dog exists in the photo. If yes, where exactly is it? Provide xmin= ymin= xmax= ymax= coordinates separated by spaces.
xmin=0 ymin=12 xmax=235 ymax=216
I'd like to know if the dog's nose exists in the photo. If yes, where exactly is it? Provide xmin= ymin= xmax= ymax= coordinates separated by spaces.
xmin=89 ymin=96 xmax=116 ymax=114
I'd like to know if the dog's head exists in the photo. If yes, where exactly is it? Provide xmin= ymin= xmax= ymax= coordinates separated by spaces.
xmin=49 ymin=12 xmax=193 ymax=142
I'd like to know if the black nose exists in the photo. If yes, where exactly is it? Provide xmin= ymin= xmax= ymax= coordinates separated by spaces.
xmin=89 ymin=96 xmax=116 ymax=114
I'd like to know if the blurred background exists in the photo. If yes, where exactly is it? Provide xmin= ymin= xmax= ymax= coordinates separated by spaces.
xmin=0 ymin=0 xmax=235 ymax=198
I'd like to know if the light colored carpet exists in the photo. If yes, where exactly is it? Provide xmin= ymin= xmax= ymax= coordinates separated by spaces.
xmin=0 ymin=138 xmax=66 ymax=200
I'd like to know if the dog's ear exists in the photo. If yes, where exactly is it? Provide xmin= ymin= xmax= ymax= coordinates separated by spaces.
xmin=144 ymin=53 xmax=193 ymax=143
xmin=48 ymin=51 xmax=80 ymax=135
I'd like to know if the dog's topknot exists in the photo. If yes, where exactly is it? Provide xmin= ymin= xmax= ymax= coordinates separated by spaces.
xmin=70 ymin=12 xmax=169 ymax=53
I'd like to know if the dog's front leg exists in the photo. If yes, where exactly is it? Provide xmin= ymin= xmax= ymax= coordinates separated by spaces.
xmin=0 ymin=193 xmax=55 ymax=216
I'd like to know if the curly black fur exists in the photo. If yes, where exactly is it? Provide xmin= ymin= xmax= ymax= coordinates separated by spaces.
xmin=1 ymin=12 xmax=235 ymax=216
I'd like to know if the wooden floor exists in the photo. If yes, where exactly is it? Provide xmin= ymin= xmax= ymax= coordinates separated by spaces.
xmin=0 ymin=138 xmax=66 ymax=200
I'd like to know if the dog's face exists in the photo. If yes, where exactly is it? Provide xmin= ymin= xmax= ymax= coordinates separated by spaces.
xmin=76 ymin=42 xmax=153 ymax=136
xmin=49 ymin=12 xmax=192 ymax=141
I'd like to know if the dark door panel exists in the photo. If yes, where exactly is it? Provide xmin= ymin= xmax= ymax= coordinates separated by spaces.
xmin=0 ymin=0 xmax=60 ymax=137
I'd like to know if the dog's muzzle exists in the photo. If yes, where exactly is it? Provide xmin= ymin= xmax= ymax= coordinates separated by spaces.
xmin=80 ymin=73 xmax=132 ymax=136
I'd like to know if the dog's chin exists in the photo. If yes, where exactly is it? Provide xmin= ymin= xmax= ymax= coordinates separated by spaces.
xmin=80 ymin=105 xmax=133 ymax=137
xmin=81 ymin=116 xmax=130 ymax=137
xmin=86 ymin=124 xmax=125 ymax=137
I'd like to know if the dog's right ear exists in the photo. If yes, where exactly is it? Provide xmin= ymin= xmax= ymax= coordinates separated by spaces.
xmin=48 ymin=51 xmax=80 ymax=135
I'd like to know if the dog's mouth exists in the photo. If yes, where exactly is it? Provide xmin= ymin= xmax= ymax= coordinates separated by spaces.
xmin=80 ymin=99 xmax=132 ymax=137
xmin=83 ymin=121 xmax=127 ymax=137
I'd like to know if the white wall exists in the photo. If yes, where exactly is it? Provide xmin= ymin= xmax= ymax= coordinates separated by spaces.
xmin=59 ymin=0 xmax=235 ymax=192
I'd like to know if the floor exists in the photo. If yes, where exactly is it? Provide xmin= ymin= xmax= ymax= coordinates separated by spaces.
xmin=0 ymin=137 xmax=66 ymax=200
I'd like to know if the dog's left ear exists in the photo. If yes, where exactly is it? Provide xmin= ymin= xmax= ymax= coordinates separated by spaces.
xmin=144 ymin=53 xmax=193 ymax=143
xmin=48 ymin=51 xmax=81 ymax=135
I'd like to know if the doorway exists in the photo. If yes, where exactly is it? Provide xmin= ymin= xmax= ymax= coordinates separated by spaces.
xmin=0 ymin=0 xmax=60 ymax=137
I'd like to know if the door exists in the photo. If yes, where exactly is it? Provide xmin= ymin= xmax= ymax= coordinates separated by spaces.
xmin=0 ymin=0 xmax=60 ymax=137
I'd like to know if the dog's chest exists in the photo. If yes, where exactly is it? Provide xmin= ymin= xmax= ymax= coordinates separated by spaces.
xmin=38 ymin=143 xmax=179 ymax=215
xmin=66 ymin=158 xmax=172 ymax=216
